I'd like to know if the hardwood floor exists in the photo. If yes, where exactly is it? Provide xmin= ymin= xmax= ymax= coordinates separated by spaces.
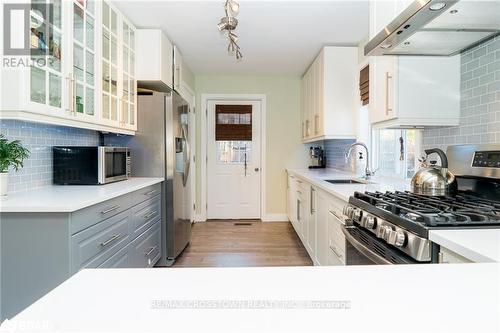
xmin=173 ymin=220 xmax=313 ymax=267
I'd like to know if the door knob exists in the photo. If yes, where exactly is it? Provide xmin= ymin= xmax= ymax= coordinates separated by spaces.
xmin=255 ymin=168 xmax=260 ymax=172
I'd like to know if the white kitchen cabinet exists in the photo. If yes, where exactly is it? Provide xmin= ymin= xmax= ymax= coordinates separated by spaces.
xmin=327 ymin=205 xmax=346 ymax=265
xmin=287 ymin=174 xmax=299 ymax=233
xmin=136 ymin=29 xmax=174 ymax=91
xmin=120 ymin=15 xmax=137 ymax=131
xmin=438 ymin=247 xmax=473 ymax=264
xmin=1 ymin=1 xmax=97 ymax=123
xmin=300 ymin=46 xmax=358 ymax=143
xmin=368 ymin=0 xmax=460 ymax=128
xmin=287 ymin=174 xmax=348 ymax=266
xmin=173 ymin=45 xmax=196 ymax=104
xmin=314 ymin=188 xmax=330 ymax=265
xmin=101 ymin=1 xmax=137 ymax=131
xmin=306 ymin=186 xmax=317 ymax=261
xmin=69 ymin=0 xmax=99 ymax=124
xmin=0 ymin=0 xmax=137 ymax=135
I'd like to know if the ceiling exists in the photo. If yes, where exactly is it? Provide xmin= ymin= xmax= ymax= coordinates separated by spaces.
xmin=113 ymin=1 xmax=369 ymax=76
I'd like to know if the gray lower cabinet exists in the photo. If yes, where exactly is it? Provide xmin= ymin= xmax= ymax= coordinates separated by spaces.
xmin=0 ymin=183 xmax=162 ymax=321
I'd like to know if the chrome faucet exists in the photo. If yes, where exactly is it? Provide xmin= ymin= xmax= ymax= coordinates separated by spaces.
xmin=345 ymin=142 xmax=376 ymax=180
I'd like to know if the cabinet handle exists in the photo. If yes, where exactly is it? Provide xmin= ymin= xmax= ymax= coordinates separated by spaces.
xmin=297 ymin=199 xmax=301 ymax=222
xmin=305 ymin=120 xmax=310 ymax=137
xmin=175 ymin=66 xmax=180 ymax=89
xmin=329 ymin=245 xmax=342 ymax=259
xmin=145 ymin=246 xmax=158 ymax=257
xmin=310 ymin=187 xmax=315 ymax=214
xmin=121 ymin=98 xmax=126 ymax=125
xmin=144 ymin=211 xmax=158 ymax=220
xmin=101 ymin=205 xmax=120 ymax=215
xmin=71 ymin=75 xmax=76 ymax=115
xmin=144 ymin=190 xmax=157 ymax=196
xmin=329 ymin=210 xmax=342 ymax=220
xmin=385 ymin=72 xmax=393 ymax=115
xmin=314 ymin=115 xmax=319 ymax=135
xmin=100 ymin=234 xmax=122 ymax=247
xmin=438 ymin=252 xmax=448 ymax=264
xmin=66 ymin=76 xmax=73 ymax=113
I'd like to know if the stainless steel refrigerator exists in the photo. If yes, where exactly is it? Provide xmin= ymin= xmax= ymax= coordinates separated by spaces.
xmin=115 ymin=91 xmax=192 ymax=266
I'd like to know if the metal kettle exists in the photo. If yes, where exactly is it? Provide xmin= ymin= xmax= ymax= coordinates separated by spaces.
xmin=411 ymin=148 xmax=458 ymax=197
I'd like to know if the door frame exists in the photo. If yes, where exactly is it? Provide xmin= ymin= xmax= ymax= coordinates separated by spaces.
xmin=200 ymin=94 xmax=267 ymax=222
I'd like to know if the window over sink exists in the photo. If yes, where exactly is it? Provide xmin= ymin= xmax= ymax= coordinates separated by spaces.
xmin=372 ymin=129 xmax=421 ymax=180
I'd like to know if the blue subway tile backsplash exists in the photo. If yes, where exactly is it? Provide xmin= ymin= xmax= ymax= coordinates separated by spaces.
xmin=422 ymin=35 xmax=500 ymax=151
xmin=324 ymin=139 xmax=356 ymax=171
xmin=0 ymin=120 xmax=99 ymax=193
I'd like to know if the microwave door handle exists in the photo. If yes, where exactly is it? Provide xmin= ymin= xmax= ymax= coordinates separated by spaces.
xmin=341 ymin=225 xmax=393 ymax=265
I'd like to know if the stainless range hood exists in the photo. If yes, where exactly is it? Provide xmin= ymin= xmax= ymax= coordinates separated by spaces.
xmin=365 ymin=0 xmax=500 ymax=56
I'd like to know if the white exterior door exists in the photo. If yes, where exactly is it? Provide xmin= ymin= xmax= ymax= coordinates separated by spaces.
xmin=207 ymin=100 xmax=261 ymax=219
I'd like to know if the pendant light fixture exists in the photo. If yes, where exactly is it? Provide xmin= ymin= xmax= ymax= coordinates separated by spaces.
xmin=217 ymin=0 xmax=242 ymax=60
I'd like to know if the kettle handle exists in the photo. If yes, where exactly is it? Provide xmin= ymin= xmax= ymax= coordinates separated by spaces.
xmin=424 ymin=148 xmax=448 ymax=168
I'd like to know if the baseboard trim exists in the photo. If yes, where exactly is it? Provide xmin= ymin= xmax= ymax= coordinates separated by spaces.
xmin=261 ymin=214 xmax=289 ymax=222
xmin=193 ymin=215 xmax=206 ymax=223
xmin=193 ymin=214 xmax=289 ymax=222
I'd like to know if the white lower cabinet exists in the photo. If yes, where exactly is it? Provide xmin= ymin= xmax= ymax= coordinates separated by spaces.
xmin=314 ymin=189 xmax=330 ymax=265
xmin=327 ymin=205 xmax=346 ymax=265
xmin=287 ymin=173 xmax=347 ymax=266
xmin=438 ymin=247 xmax=473 ymax=264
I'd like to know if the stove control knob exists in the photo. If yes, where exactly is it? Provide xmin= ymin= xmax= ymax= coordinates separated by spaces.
xmin=353 ymin=209 xmax=362 ymax=222
xmin=343 ymin=206 xmax=353 ymax=218
xmin=365 ymin=216 xmax=376 ymax=229
xmin=382 ymin=226 xmax=393 ymax=242
xmin=394 ymin=231 xmax=406 ymax=247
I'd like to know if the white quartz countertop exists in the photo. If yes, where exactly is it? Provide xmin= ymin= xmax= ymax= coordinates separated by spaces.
xmin=287 ymin=168 xmax=411 ymax=202
xmin=429 ymin=229 xmax=500 ymax=263
xmin=0 ymin=178 xmax=164 ymax=213
xmin=5 ymin=264 xmax=500 ymax=333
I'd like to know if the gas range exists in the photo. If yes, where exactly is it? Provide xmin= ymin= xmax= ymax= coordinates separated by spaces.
xmin=343 ymin=191 xmax=500 ymax=263
xmin=342 ymin=144 xmax=500 ymax=264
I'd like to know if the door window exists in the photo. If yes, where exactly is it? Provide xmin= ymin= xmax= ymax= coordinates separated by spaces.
xmin=215 ymin=105 xmax=252 ymax=165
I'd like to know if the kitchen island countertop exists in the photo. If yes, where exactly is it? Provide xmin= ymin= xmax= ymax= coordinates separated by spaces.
xmin=4 ymin=264 xmax=499 ymax=333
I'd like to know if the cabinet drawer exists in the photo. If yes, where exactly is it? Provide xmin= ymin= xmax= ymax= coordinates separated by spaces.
xmin=327 ymin=243 xmax=345 ymax=265
xmin=132 ymin=195 xmax=161 ymax=239
xmin=328 ymin=208 xmax=346 ymax=258
xmin=98 ymin=244 xmax=130 ymax=268
xmin=71 ymin=194 xmax=132 ymax=234
xmin=129 ymin=221 xmax=161 ymax=268
xmin=133 ymin=183 xmax=161 ymax=205
xmin=71 ymin=210 xmax=132 ymax=272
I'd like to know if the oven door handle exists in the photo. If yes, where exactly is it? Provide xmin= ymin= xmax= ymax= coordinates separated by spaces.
xmin=341 ymin=225 xmax=393 ymax=265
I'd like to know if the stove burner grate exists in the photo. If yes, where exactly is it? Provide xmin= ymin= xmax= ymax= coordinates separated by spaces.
xmin=355 ymin=191 xmax=500 ymax=227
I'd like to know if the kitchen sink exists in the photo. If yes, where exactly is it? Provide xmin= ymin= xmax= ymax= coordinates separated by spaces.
xmin=324 ymin=179 xmax=366 ymax=185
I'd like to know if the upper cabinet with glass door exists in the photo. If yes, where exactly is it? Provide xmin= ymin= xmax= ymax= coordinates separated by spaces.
xmin=121 ymin=17 xmax=137 ymax=131
xmin=100 ymin=1 xmax=137 ymax=131
xmin=0 ymin=0 xmax=66 ymax=117
xmin=69 ymin=0 xmax=98 ymax=123
xmin=1 ymin=0 xmax=136 ymax=135
xmin=101 ymin=1 xmax=120 ymax=127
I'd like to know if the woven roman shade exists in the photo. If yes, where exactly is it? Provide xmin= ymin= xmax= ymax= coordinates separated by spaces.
xmin=215 ymin=105 xmax=252 ymax=141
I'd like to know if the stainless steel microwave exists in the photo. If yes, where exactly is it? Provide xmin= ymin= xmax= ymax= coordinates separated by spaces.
xmin=53 ymin=146 xmax=131 ymax=185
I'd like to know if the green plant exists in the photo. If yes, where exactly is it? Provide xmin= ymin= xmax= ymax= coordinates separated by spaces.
xmin=0 ymin=134 xmax=30 ymax=173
